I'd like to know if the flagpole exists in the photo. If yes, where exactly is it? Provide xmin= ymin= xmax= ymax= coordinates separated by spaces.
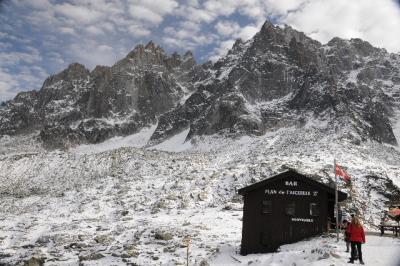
xmin=334 ymin=159 xmax=339 ymax=242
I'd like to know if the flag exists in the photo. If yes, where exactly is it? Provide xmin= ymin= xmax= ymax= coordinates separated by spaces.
xmin=335 ymin=164 xmax=351 ymax=183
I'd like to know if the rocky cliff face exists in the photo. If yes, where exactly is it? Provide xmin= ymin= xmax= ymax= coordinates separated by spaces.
xmin=151 ymin=21 xmax=400 ymax=146
xmin=1 ymin=21 xmax=400 ymax=148
xmin=0 ymin=41 xmax=200 ymax=148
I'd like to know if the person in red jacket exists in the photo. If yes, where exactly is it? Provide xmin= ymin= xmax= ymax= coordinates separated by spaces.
xmin=348 ymin=216 xmax=366 ymax=264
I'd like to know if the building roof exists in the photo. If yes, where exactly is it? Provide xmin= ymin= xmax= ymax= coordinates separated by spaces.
xmin=238 ymin=169 xmax=347 ymax=201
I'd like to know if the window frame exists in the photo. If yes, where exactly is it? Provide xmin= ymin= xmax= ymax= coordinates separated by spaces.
xmin=285 ymin=201 xmax=296 ymax=216
xmin=261 ymin=200 xmax=272 ymax=214
xmin=309 ymin=202 xmax=319 ymax=216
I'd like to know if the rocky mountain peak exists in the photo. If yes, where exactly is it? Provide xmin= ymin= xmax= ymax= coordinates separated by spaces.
xmin=119 ymin=41 xmax=171 ymax=69
xmin=181 ymin=50 xmax=196 ymax=70
xmin=184 ymin=50 xmax=194 ymax=58
xmin=91 ymin=65 xmax=111 ymax=77
xmin=42 ymin=63 xmax=90 ymax=88
xmin=144 ymin=40 xmax=156 ymax=50
xmin=260 ymin=20 xmax=275 ymax=32
xmin=326 ymin=37 xmax=383 ymax=57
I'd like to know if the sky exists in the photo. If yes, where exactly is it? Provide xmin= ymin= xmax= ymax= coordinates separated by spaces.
xmin=1 ymin=0 xmax=400 ymax=102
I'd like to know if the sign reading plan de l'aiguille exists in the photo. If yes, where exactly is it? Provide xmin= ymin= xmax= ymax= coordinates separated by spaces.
xmin=264 ymin=181 xmax=319 ymax=197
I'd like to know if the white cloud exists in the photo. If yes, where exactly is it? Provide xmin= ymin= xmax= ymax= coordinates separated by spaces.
xmin=209 ymin=39 xmax=235 ymax=61
xmin=68 ymin=41 xmax=120 ymax=69
xmin=0 ymin=70 xmax=20 ymax=100
xmin=86 ymin=26 xmax=104 ymax=35
xmin=18 ymin=0 xmax=52 ymax=9
xmin=128 ymin=0 xmax=178 ymax=24
xmin=208 ymin=0 xmax=400 ymax=60
xmin=0 ymin=63 xmax=48 ymax=100
xmin=210 ymin=21 xmax=259 ymax=61
xmin=3 ymin=0 xmax=400 ymax=101
xmin=130 ymin=0 xmax=178 ymax=15
xmin=215 ymin=21 xmax=240 ymax=36
xmin=128 ymin=25 xmax=151 ymax=37
xmin=129 ymin=5 xmax=163 ymax=24
xmin=98 ymin=45 xmax=113 ymax=52
xmin=47 ymin=51 xmax=65 ymax=65
xmin=0 ymin=49 xmax=42 ymax=67
xmin=163 ymin=21 xmax=216 ymax=50
xmin=235 ymin=25 xmax=259 ymax=40
xmin=203 ymin=0 xmax=238 ymax=17
xmin=55 ymin=3 xmax=103 ymax=25
xmin=267 ymin=0 xmax=400 ymax=52
xmin=59 ymin=27 xmax=76 ymax=35
xmin=261 ymin=0 xmax=304 ymax=16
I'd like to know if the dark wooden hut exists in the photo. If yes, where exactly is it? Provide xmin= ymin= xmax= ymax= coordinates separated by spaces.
xmin=238 ymin=169 xmax=347 ymax=255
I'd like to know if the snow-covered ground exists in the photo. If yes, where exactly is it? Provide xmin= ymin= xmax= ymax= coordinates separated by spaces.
xmin=212 ymin=234 xmax=400 ymax=266
xmin=150 ymin=128 xmax=192 ymax=152
xmin=72 ymin=124 xmax=158 ymax=154
xmin=0 ymin=126 xmax=400 ymax=265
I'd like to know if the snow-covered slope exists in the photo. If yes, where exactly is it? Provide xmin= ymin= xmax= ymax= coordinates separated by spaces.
xmin=0 ymin=125 xmax=399 ymax=265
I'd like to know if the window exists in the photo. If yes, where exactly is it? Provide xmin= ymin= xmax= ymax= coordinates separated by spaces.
xmin=285 ymin=202 xmax=295 ymax=216
xmin=262 ymin=200 xmax=272 ymax=214
xmin=310 ymin=203 xmax=319 ymax=216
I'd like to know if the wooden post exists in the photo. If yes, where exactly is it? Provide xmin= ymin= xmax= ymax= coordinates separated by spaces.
xmin=183 ymin=235 xmax=191 ymax=266
xmin=334 ymin=159 xmax=339 ymax=242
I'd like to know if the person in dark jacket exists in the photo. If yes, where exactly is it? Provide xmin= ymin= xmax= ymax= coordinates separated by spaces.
xmin=347 ymin=216 xmax=365 ymax=264
xmin=343 ymin=220 xmax=351 ymax=252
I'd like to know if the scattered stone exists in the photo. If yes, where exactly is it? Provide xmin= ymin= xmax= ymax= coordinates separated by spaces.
xmin=35 ymin=236 xmax=51 ymax=246
xmin=163 ymin=245 xmax=177 ymax=253
xmin=199 ymin=259 xmax=210 ymax=266
xmin=198 ymin=192 xmax=208 ymax=201
xmin=21 ymin=244 xmax=35 ymax=249
xmin=24 ymin=257 xmax=45 ymax=266
xmin=317 ymin=252 xmax=330 ymax=260
xmin=124 ymin=244 xmax=140 ymax=258
xmin=94 ymin=235 xmax=114 ymax=245
xmin=0 ymin=252 xmax=12 ymax=259
xmin=330 ymin=252 xmax=341 ymax=258
xmin=78 ymin=253 xmax=105 ymax=261
xmin=154 ymin=231 xmax=173 ymax=241
xmin=65 ymin=242 xmax=88 ymax=250
xmin=223 ymin=205 xmax=232 ymax=210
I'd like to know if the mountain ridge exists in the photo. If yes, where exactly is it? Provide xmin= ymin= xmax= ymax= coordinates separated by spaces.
xmin=1 ymin=21 xmax=400 ymax=149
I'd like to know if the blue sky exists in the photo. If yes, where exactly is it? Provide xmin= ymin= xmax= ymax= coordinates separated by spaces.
xmin=1 ymin=0 xmax=400 ymax=102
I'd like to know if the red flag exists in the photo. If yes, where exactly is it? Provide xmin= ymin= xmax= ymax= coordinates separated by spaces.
xmin=336 ymin=164 xmax=351 ymax=183
xmin=388 ymin=208 xmax=400 ymax=218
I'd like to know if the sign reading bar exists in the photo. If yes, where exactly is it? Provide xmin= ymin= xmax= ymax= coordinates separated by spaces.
xmin=285 ymin=181 xmax=298 ymax=186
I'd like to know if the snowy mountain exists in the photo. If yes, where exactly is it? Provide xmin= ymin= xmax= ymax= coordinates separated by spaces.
xmin=0 ymin=41 xmax=201 ymax=149
xmin=2 ymin=22 xmax=400 ymax=149
xmin=1 ymin=20 xmax=400 ymax=265
xmin=152 ymin=21 xmax=400 ymax=146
